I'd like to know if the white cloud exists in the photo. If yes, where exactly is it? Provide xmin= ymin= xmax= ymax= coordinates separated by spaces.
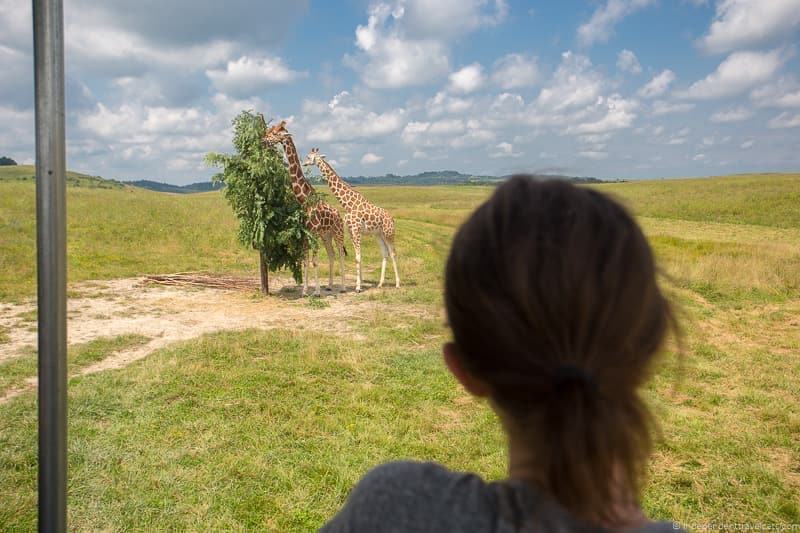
xmin=698 ymin=0 xmax=800 ymax=54
xmin=577 ymin=0 xmax=656 ymax=47
xmin=489 ymin=142 xmax=522 ymax=158
xmin=349 ymin=4 xmax=449 ymax=89
xmin=710 ymin=107 xmax=753 ymax=123
xmin=568 ymin=95 xmax=639 ymax=134
xmin=750 ymin=77 xmax=800 ymax=108
xmin=536 ymin=52 xmax=603 ymax=112
xmin=399 ymin=0 xmax=508 ymax=39
xmin=693 ymin=153 xmax=706 ymax=161
xmin=305 ymin=91 xmax=406 ymax=143
xmin=361 ymin=152 xmax=384 ymax=165
xmin=348 ymin=1 xmax=507 ymax=90
xmin=448 ymin=63 xmax=485 ymax=93
xmin=425 ymin=91 xmax=473 ymax=117
xmin=579 ymin=151 xmax=609 ymax=160
xmin=401 ymin=118 xmax=494 ymax=149
xmin=678 ymin=49 xmax=786 ymax=100
xmin=617 ymin=49 xmax=642 ymax=74
xmin=206 ymin=55 xmax=305 ymax=94
xmin=768 ymin=112 xmax=800 ymax=129
xmin=491 ymin=54 xmax=540 ymax=89
xmin=650 ymin=100 xmax=695 ymax=116
xmin=740 ymin=139 xmax=755 ymax=149
xmin=637 ymin=70 xmax=675 ymax=98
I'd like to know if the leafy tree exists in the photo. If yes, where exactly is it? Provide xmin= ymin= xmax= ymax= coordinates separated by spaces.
xmin=0 ymin=156 xmax=17 ymax=166
xmin=205 ymin=111 xmax=311 ymax=295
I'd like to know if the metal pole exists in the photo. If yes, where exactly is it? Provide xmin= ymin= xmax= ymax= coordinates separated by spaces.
xmin=33 ymin=0 xmax=67 ymax=530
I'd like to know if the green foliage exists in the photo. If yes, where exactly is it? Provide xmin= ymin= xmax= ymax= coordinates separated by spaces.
xmin=206 ymin=111 xmax=311 ymax=285
xmin=0 ymin=157 xmax=17 ymax=166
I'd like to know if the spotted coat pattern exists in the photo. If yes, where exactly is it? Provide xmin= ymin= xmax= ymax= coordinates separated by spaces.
xmin=304 ymin=148 xmax=400 ymax=292
xmin=263 ymin=122 xmax=346 ymax=294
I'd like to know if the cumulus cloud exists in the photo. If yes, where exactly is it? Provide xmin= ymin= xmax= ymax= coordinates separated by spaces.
xmin=650 ymin=100 xmax=695 ymax=115
xmin=401 ymin=118 xmax=494 ymax=149
xmin=567 ymin=95 xmax=639 ymax=134
xmin=400 ymin=0 xmax=508 ymax=39
xmin=448 ymin=63 xmax=486 ymax=93
xmin=579 ymin=151 xmax=609 ymax=160
xmin=710 ymin=106 xmax=753 ymax=123
xmin=536 ymin=52 xmax=603 ymax=112
xmin=347 ymin=1 xmax=507 ymax=90
xmin=361 ymin=152 xmax=384 ymax=164
xmin=489 ymin=142 xmax=522 ymax=158
xmin=677 ymin=49 xmax=786 ymax=100
xmin=349 ymin=3 xmax=449 ymax=89
xmin=698 ymin=0 xmax=800 ymax=54
xmin=206 ymin=56 xmax=306 ymax=95
xmin=617 ymin=49 xmax=642 ymax=74
xmin=577 ymin=0 xmax=656 ymax=47
xmin=750 ymin=77 xmax=800 ymax=108
xmin=304 ymin=91 xmax=405 ymax=143
xmin=637 ymin=70 xmax=675 ymax=98
xmin=491 ymin=54 xmax=540 ymax=89
xmin=768 ymin=112 xmax=800 ymax=128
xmin=425 ymin=91 xmax=473 ymax=117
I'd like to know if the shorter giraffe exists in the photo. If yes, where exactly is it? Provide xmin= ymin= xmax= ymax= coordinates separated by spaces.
xmin=262 ymin=121 xmax=347 ymax=295
xmin=303 ymin=148 xmax=399 ymax=292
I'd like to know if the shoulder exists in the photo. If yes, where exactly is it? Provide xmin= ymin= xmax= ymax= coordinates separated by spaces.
xmin=319 ymin=461 xmax=496 ymax=533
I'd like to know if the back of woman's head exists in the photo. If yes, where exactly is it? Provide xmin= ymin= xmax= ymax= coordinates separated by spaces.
xmin=444 ymin=175 xmax=674 ymax=524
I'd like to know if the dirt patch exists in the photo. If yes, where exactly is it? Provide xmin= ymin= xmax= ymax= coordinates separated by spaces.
xmin=0 ymin=274 xmax=427 ymax=403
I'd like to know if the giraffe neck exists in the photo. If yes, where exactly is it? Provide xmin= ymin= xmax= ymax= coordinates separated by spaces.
xmin=281 ymin=136 xmax=315 ymax=204
xmin=317 ymin=158 xmax=364 ymax=211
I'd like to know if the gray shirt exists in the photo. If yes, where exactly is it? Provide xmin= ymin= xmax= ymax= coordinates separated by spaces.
xmin=319 ymin=461 xmax=684 ymax=533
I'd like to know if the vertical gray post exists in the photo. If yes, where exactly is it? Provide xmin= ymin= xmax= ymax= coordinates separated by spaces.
xmin=33 ymin=0 xmax=67 ymax=531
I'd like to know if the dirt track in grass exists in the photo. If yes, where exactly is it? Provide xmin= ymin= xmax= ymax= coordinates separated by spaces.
xmin=0 ymin=275 xmax=427 ymax=403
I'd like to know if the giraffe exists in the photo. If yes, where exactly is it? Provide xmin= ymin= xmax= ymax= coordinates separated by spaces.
xmin=303 ymin=148 xmax=399 ymax=293
xmin=262 ymin=120 xmax=347 ymax=295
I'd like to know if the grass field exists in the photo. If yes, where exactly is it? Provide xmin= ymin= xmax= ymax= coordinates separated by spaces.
xmin=1 ymin=168 xmax=799 ymax=529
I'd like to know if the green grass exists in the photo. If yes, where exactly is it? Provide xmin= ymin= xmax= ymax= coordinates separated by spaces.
xmin=595 ymin=173 xmax=800 ymax=228
xmin=1 ymin=172 xmax=799 ymax=529
xmin=0 ymin=334 xmax=149 ymax=392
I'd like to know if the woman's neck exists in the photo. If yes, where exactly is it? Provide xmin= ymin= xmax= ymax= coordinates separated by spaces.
xmin=505 ymin=425 xmax=650 ymax=529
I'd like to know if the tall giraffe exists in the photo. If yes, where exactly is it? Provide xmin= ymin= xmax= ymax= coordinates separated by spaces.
xmin=262 ymin=121 xmax=347 ymax=295
xmin=303 ymin=148 xmax=399 ymax=293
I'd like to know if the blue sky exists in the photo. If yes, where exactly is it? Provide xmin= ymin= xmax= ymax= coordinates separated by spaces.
xmin=1 ymin=0 xmax=799 ymax=184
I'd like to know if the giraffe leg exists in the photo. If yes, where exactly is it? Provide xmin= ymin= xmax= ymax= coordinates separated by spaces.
xmin=312 ymin=247 xmax=321 ymax=297
xmin=386 ymin=236 xmax=400 ymax=288
xmin=377 ymin=236 xmax=388 ymax=288
xmin=335 ymin=230 xmax=346 ymax=293
xmin=350 ymin=228 xmax=363 ymax=293
xmin=322 ymin=236 xmax=335 ymax=291
xmin=302 ymin=249 xmax=309 ymax=297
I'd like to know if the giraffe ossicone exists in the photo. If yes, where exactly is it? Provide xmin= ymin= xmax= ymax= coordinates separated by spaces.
xmin=304 ymin=148 xmax=400 ymax=293
xmin=262 ymin=121 xmax=347 ymax=295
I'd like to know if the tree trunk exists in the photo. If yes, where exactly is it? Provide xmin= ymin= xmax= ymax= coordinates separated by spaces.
xmin=259 ymin=252 xmax=269 ymax=295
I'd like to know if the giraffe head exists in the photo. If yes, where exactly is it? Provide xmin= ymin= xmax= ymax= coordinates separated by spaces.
xmin=262 ymin=119 xmax=291 ymax=148
xmin=303 ymin=147 xmax=327 ymax=168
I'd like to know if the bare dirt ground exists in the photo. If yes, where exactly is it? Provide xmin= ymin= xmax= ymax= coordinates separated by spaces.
xmin=0 ymin=275 xmax=429 ymax=403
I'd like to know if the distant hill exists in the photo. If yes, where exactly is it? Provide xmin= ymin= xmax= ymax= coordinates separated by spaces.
xmin=2 ymin=167 xmax=609 ymax=193
xmin=126 ymin=171 xmax=608 ymax=192
xmin=0 ymin=165 xmax=125 ymax=189
xmin=125 ymin=180 xmax=224 ymax=194
xmin=336 ymin=170 xmax=609 ymax=186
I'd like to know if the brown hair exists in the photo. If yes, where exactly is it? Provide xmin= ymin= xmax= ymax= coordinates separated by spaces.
xmin=444 ymin=175 xmax=676 ymax=525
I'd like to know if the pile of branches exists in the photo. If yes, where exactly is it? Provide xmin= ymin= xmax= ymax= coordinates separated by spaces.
xmin=143 ymin=272 xmax=261 ymax=291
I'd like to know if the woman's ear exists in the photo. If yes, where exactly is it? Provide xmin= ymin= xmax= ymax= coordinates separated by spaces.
xmin=443 ymin=342 xmax=491 ymax=398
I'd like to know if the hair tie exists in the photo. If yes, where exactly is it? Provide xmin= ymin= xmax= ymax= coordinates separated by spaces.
xmin=552 ymin=365 xmax=599 ymax=393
